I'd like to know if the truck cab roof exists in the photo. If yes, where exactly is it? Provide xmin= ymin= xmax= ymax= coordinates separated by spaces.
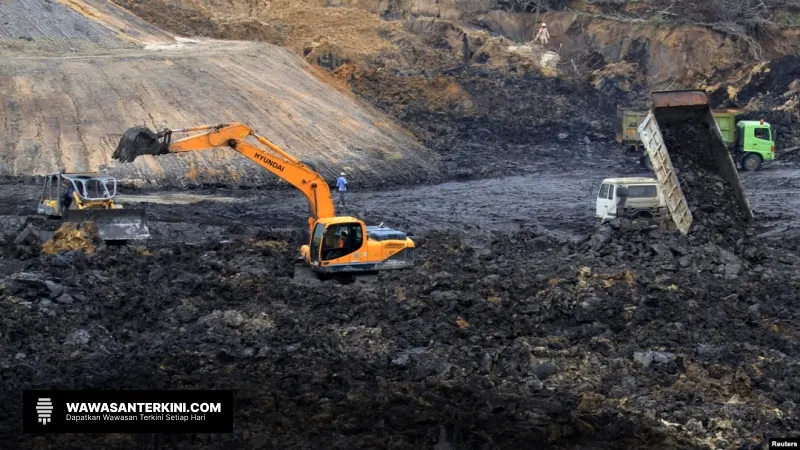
xmin=737 ymin=120 xmax=771 ymax=127
xmin=601 ymin=177 xmax=658 ymax=185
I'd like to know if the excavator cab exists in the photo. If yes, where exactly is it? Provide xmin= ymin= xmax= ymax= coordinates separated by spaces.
xmin=315 ymin=222 xmax=362 ymax=262
xmin=299 ymin=217 xmax=414 ymax=279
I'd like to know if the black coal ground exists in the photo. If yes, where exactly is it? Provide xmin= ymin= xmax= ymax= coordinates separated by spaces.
xmin=1 ymin=143 xmax=799 ymax=449
xmin=2 ymin=207 xmax=800 ymax=449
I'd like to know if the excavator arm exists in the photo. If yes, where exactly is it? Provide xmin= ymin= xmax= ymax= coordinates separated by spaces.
xmin=113 ymin=123 xmax=335 ymax=235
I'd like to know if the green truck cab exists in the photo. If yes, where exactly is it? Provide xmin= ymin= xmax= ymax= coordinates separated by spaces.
xmin=734 ymin=120 xmax=776 ymax=171
xmin=618 ymin=110 xmax=775 ymax=171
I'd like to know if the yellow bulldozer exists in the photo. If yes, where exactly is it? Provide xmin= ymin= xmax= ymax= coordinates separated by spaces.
xmin=111 ymin=123 xmax=414 ymax=280
xmin=37 ymin=171 xmax=150 ymax=241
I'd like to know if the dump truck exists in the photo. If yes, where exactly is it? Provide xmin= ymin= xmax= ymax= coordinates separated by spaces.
xmin=636 ymin=90 xmax=754 ymax=235
xmin=37 ymin=172 xmax=150 ymax=241
xmin=619 ymin=108 xmax=776 ymax=171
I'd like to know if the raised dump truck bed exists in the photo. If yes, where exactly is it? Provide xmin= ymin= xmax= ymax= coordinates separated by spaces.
xmin=619 ymin=108 xmax=739 ymax=148
xmin=637 ymin=90 xmax=754 ymax=235
xmin=620 ymin=108 xmax=740 ymax=172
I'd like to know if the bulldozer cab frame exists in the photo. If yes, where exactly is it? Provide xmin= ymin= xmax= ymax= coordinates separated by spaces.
xmin=65 ymin=174 xmax=117 ymax=202
xmin=38 ymin=173 xmax=64 ymax=216
xmin=38 ymin=172 xmax=118 ymax=216
xmin=37 ymin=172 xmax=150 ymax=241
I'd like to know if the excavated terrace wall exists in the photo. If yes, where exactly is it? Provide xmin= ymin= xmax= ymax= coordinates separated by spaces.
xmin=336 ymin=0 xmax=800 ymax=90
xmin=0 ymin=0 xmax=440 ymax=188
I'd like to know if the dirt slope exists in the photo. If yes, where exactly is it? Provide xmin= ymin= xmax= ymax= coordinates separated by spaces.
xmin=0 ymin=0 xmax=173 ymax=54
xmin=0 ymin=0 xmax=440 ymax=187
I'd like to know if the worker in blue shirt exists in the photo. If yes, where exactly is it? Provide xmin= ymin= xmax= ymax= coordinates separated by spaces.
xmin=336 ymin=172 xmax=347 ymax=209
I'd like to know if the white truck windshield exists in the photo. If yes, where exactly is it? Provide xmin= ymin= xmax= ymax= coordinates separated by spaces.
xmin=626 ymin=185 xmax=657 ymax=198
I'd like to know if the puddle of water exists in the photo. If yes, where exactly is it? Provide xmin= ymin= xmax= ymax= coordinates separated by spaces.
xmin=116 ymin=193 xmax=239 ymax=205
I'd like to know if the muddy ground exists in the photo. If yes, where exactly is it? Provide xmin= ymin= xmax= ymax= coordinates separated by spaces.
xmin=1 ymin=151 xmax=800 ymax=449
xmin=2 ymin=0 xmax=799 ymax=447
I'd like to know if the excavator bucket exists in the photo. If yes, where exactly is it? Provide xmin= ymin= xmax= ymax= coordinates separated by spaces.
xmin=64 ymin=208 xmax=150 ymax=241
xmin=638 ymin=90 xmax=754 ymax=234
xmin=113 ymin=127 xmax=169 ymax=163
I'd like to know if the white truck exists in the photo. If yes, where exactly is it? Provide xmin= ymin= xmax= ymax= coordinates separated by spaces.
xmin=595 ymin=177 xmax=668 ymax=223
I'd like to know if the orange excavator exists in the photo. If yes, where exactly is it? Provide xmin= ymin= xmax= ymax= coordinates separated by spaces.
xmin=112 ymin=123 xmax=415 ymax=280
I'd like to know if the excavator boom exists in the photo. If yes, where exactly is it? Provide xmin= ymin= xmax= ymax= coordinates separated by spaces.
xmin=114 ymin=123 xmax=335 ymax=234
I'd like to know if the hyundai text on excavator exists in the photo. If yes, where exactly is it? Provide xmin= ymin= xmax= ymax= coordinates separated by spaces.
xmin=112 ymin=123 xmax=415 ymax=280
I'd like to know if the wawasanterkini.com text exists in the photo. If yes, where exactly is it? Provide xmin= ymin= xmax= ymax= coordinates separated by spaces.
xmin=67 ymin=402 xmax=221 ymax=413
xmin=65 ymin=402 xmax=220 ymax=421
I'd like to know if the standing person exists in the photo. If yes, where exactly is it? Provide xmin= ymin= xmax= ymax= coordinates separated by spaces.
xmin=63 ymin=183 xmax=75 ymax=210
xmin=534 ymin=23 xmax=549 ymax=45
xmin=336 ymin=172 xmax=347 ymax=209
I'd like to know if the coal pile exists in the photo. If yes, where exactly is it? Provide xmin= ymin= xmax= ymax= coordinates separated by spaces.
xmin=338 ymin=63 xmax=619 ymax=180
xmin=733 ymin=56 xmax=800 ymax=111
xmin=1 ymin=224 xmax=799 ymax=449
xmin=655 ymin=115 xmax=749 ymax=241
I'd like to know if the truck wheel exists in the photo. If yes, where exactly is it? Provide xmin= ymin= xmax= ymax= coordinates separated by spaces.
xmin=741 ymin=153 xmax=762 ymax=172
xmin=640 ymin=155 xmax=654 ymax=172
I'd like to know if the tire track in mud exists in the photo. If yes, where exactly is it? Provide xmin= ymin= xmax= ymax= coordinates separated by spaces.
xmin=740 ymin=167 xmax=800 ymax=236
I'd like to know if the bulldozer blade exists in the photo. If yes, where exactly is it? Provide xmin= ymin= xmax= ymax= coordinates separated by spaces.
xmin=112 ymin=127 xmax=169 ymax=163
xmin=64 ymin=209 xmax=150 ymax=241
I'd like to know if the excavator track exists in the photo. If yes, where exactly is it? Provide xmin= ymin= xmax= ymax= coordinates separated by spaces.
xmin=291 ymin=263 xmax=379 ymax=285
